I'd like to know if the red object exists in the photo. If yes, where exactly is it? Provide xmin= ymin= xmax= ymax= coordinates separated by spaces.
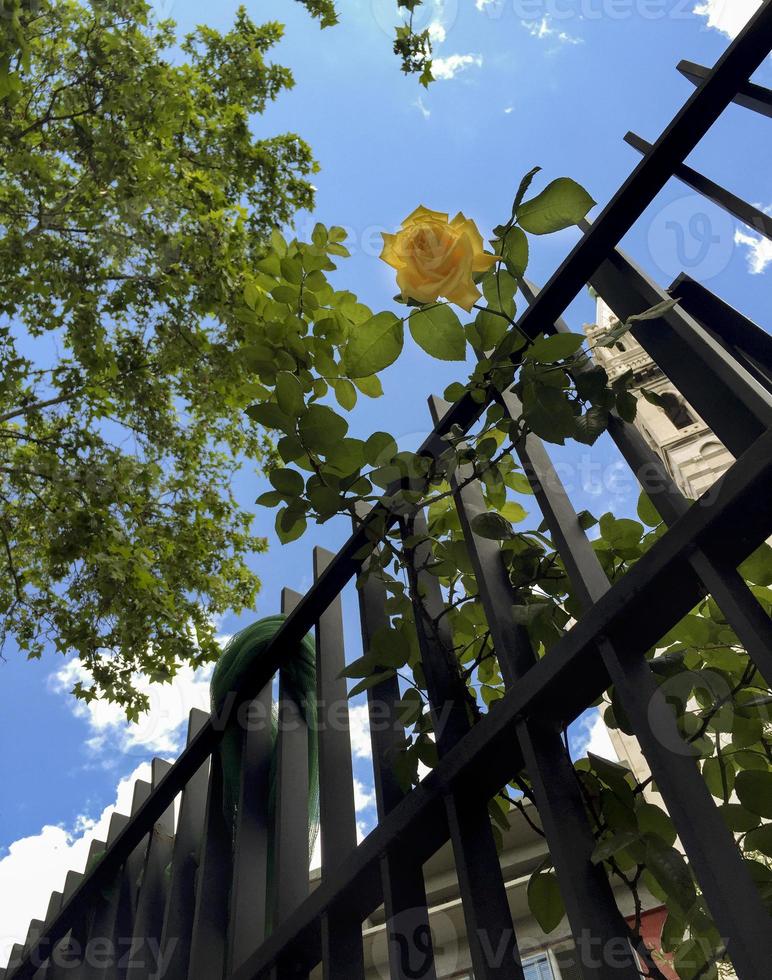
xmin=625 ymin=906 xmax=679 ymax=979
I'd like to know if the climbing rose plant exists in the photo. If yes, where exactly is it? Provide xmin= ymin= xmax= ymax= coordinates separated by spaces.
xmin=244 ymin=169 xmax=772 ymax=980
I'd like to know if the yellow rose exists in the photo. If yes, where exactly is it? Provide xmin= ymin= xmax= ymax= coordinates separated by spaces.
xmin=380 ymin=206 xmax=500 ymax=313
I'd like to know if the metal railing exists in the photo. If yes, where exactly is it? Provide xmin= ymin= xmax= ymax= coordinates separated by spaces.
xmin=4 ymin=3 xmax=772 ymax=978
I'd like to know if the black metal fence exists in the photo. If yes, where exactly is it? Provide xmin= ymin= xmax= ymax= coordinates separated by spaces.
xmin=4 ymin=4 xmax=772 ymax=978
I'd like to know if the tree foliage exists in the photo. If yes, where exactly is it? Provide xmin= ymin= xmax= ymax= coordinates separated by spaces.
xmin=0 ymin=0 xmax=322 ymax=716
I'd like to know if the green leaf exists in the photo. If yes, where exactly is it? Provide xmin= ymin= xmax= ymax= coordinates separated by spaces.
xmin=275 ymin=372 xmax=305 ymax=417
xmin=344 ymin=312 xmax=404 ymax=378
xmin=517 ymin=178 xmax=596 ymax=235
xmin=642 ymin=388 xmax=670 ymax=409
xmin=745 ymin=822 xmax=772 ymax=858
xmin=364 ymin=431 xmax=398 ymax=466
xmin=591 ymin=830 xmax=638 ymax=864
xmin=256 ymin=490 xmax=284 ymax=508
xmin=348 ymin=669 xmax=397 ymax=698
xmin=324 ymin=437 xmax=365 ymax=477
xmin=527 ymin=872 xmax=565 ymax=934
xmin=298 ymin=405 xmax=349 ymax=454
xmin=333 ymin=379 xmax=357 ymax=411
xmin=243 ymin=281 xmax=262 ymax=310
xmin=277 ymin=434 xmax=305 ymax=463
xmin=245 ymin=402 xmax=293 ymax=433
xmin=500 ymin=501 xmax=527 ymax=524
xmin=511 ymin=602 xmax=551 ymax=625
xmin=616 ymin=389 xmax=638 ymax=423
xmin=512 ymin=166 xmax=542 ymax=213
xmin=573 ymin=407 xmax=609 ymax=446
xmin=501 ymin=226 xmax=529 ymax=278
xmin=471 ymin=512 xmax=514 ymax=540
xmin=409 ymin=305 xmax=466 ymax=361
xmin=645 ymin=837 xmax=696 ymax=917
xmin=637 ymin=491 xmax=662 ymax=527
xmin=469 ymin=310 xmax=508 ymax=353
xmin=275 ymin=507 xmax=307 ymax=544
xmin=739 ymin=544 xmax=772 ymax=587
xmin=353 ymin=375 xmax=383 ymax=398
xmin=527 ymin=333 xmax=585 ymax=363
xmin=269 ymin=468 xmax=305 ymax=498
xmin=521 ymin=383 xmax=575 ymax=444
xmin=482 ymin=269 xmax=517 ymax=317
xmin=397 ymin=688 xmax=424 ymax=728
xmin=628 ymin=297 xmax=680 ymax=324
xmin=599 ymin=515 xmax=643 ymax=550
xmin=636 ymin=803 xmax=676 ymax=846
xmin=736 ymin=770 xmax=772 ymax=818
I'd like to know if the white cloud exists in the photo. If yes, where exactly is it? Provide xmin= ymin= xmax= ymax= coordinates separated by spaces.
xmin=693 ymin=0 xmax=761 ymax=39
xmin=504 ymin=106 xmax=514 ymax=114
xmin=354 ymin=778 xmax=376 ymax=813
xmin=521 ymin=16 xmax=583 ymax=45
xmin=0 ymin=762 xmax=151 ymax=968
xmin=572 ymin=710 xmax=619 ymax=762
xmin=428 ymin=20 xmax=446 ymax=43
xmin=347 ymin=703 xmax=373 ymax=760
xmin=413 ymin=95 xmax=431 ymax=120
xmin=735 ymin=206 xmax=772 ymax=275
xmin=475 ymin=0 xmax=504 ymax=13
xmin=50 ymin=659 xmax=214 ymax=760
xmin=309 ymin=778 xmax=375 ymax=870
xmin=432 ymin=53 xmax=484 ymax=81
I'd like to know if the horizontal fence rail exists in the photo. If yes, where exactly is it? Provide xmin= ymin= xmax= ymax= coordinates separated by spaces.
xmin=6 ymin=4 xmax=772 ymax=979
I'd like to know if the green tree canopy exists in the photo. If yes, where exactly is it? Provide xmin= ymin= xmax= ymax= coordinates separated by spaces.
xmin=0 ymin=0 xmax=322 ymax=716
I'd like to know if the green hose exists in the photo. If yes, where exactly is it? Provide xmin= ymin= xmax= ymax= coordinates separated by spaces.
xmin=210 ymin=615 xmax=319 ymax=930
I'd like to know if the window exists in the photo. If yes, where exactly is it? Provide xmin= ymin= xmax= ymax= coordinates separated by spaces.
xmin=523 ymin=954 xmax=557 ymax=980
xmin=448 ymin=953 xmax=558 ymax=980
xmin=658 ymin=391 xmax=694 ymax=430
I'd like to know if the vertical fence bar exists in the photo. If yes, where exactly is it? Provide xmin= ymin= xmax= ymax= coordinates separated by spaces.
xmin=667 ymin=275 xmax=772 ymax=393
xmin=519 ymin=276 xmax=772 ymax=697
xmin=45 ymin=871 xmax=84 ymax=980
xmin=112 ymin=779 xmax=152 ymax=979
xmin=228 ymin=685 xmax=273 ymax=975
xmin=125 ymin=760 xmax=175 ymax=980
xmin=159 ymin=709 xmax=209 ymax=980
xmin=187 ymin=754 xmax=231 ymax=980
xmin=271 ymin=588 xmax=311 ymax=979
xmin=429 ymin=395 xmax=643 ymax=980
xmin=79 ymin=814 xmax=128 ymax=980
xmin=584 ymin=232 xmax=772 ymax=457
xmin=498 ymin=387 xmax=772 ymax=978
xmin=404 ymin=509 xmax=524 ymax=980
xmin=312 ymin=548 xmax=366 ymax=980
xmin=31 ymin=891 xmax=63 ymax=980
xmin=354 ymin=509 xmax=438 ymax=980
xmin=21 ymin=924 xmax=44 ymax=980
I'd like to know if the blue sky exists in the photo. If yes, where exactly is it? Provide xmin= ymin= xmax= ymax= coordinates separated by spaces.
xmin=1 ymin=0 xmax=770 ymax=959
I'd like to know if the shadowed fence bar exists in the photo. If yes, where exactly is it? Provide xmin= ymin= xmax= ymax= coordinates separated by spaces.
xmin=354 ymin=517 xmax=439 ymax=980
xmin=624 ymin=132 xmax=772 ymax=240
xmin=312 ymin=548 xmax=366 ymax=980
xmin=677 ymin=59 xmax=772 ymax=118
xmin=5 ymin=4 xmax=772 ymax=979
xmin=159 ymin=709 xmax=209 ymax=980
